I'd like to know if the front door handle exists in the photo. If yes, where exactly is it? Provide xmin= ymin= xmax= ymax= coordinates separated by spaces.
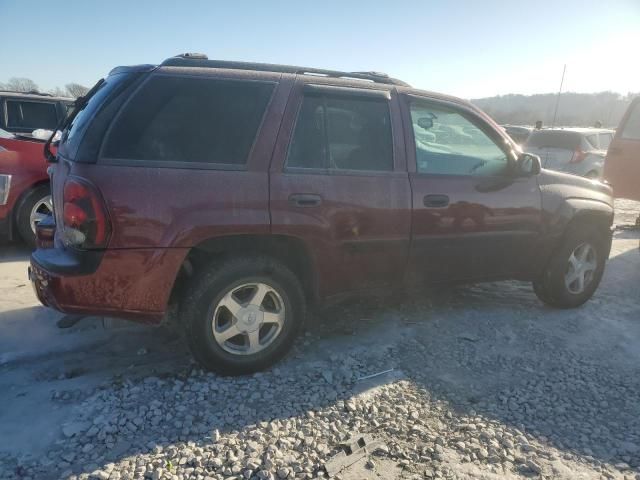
xmin=289 ymin=193 xmax=322 ymax=207
xmin=423 ymin=194 xmax=450 ymax=208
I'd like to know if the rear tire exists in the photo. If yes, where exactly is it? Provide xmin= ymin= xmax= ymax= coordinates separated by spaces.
xmin=16 ymin=184 xmax=52 ymax=248
xmin=182 ymin=256 xmax=305 ymax=375
xmin=533 ymin=224 xmax=608 ymax=308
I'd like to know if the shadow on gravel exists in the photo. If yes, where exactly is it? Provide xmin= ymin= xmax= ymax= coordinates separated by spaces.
xmin=6 ymin=248 xmax=639 ymax=479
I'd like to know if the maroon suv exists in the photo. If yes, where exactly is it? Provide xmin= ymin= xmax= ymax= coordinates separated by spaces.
xmin=30 ymin=54 xmax=614 ymax=374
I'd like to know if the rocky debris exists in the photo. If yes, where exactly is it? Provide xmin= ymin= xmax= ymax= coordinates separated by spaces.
xmin=2 ymin=264 xmax=640 ymax=480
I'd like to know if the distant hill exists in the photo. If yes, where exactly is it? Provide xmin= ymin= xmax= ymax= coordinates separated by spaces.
xmin=472 ymin=92 xmax=638 ymax=129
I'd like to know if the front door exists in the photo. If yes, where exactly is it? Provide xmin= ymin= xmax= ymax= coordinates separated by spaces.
xmin=402 ymin=96 xmax=543 ymax=283
xmin=605 ymin=98 xmax=640 ymax=202
xmin=269 ymin=80 xmax=411 ymax=300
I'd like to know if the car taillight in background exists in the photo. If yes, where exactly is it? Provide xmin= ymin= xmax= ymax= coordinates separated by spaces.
xmin=62 ymin=177 xmax=111 ymax=249
xmin=570 ymin=149 xmax=587 ymax=163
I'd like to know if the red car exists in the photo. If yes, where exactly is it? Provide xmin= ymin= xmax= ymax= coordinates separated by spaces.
xmin=30 ymin=55 xmax=614 ymax=374
xmin=0 ymin=128 xmax=54 ymax=246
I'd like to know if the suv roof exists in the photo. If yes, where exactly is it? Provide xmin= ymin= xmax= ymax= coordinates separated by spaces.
xmin=0 ymin=90 xmax=73 ymax=102
xmin=159 ymin=53 xmax=411 ymax=87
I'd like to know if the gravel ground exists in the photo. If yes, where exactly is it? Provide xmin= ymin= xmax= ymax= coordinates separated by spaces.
xmin=0 ymin=200 xmax=639 ymax=480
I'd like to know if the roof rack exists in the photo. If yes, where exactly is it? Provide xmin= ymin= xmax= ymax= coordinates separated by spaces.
xmin=161 ymin=54 xmax=410 ymax=87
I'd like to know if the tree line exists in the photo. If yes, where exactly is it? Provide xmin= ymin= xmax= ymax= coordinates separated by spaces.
xmin=0 ymin=77 xmax=89 ymax=98
xmin=472 ymin=91 xmax=638 ymax=129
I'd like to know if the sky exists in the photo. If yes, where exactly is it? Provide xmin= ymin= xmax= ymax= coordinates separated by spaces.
xmin=1 ymin=0 xmax=639 ymax=99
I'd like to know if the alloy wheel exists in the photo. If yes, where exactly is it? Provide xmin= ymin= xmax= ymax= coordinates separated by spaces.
xmin=30 ymin=195 xmax=53 ymax=233
xmin=212 ymin=282 xmax=285 ymax=355
xmin=564 ymin=243 xmax=597 ymax=294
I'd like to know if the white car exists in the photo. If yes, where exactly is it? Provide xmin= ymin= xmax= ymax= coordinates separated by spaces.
xmin=523 ymin=128 xmax=614 ymax=179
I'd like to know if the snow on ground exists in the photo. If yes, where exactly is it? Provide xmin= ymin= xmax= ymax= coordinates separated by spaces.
xmin=0 ymin=200 xmax=638 ymax=480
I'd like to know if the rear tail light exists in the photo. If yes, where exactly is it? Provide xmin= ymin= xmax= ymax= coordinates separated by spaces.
xmin=570 ymin=149 xmax=587 ymax=163
xmin=62 ymin=177 xmax=111 ymax=249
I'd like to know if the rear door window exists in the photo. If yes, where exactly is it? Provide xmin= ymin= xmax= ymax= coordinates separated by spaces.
xmin=286 ymin=93 xmax=393 ymax=172
xmin=6 ymin=100 xmax=58 ymax=130
xmin=102 ymin=75 xmax=275 ymax=166
xmin=621 ymin=102 xmax=640 ymax=141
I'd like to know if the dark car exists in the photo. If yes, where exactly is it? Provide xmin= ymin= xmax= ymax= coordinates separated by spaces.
xmin=30 ymin=55 xmax=614 ymax=374
xmin=0 ymin=91 xmax=73 ymax=135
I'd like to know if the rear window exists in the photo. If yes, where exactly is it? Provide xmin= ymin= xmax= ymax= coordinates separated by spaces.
xmin=6 ymin=100 xmax=58 ymax=130
xmin=621 ymin=102 xmax=640 ymax=141
xmin=525 ymin=131 xmax=581 ymax=150
xmin=102 ymin=75 xmax=274 ymax=166
xmin=59 ymin=73 xmax=137 ymax=159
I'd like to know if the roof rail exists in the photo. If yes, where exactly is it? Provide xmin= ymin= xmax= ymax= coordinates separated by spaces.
xmin=0 ymin=90 xmax=54 ymax=97
xmin=161 ymin=55 xmax=410 ymax=87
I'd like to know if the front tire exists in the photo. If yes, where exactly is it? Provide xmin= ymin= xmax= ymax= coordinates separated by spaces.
xmin=182 ymin=256 xmax=305 ymax=375
xmin=533 ymin=224 xmax=608 ymax=308
xmin=16 ymin=184 xmax=52 ymax=248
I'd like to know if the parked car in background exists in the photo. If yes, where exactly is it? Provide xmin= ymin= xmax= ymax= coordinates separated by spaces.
xmin=523 ymin=128 xmax=614 ymax=179
xmin=604 ymin=97 xmax=640 ymax=202
xmin=0 ymin=91 xmax=73 ymax=135
xmin=0 ymin=128 xmax=54 ymax=246
xmin=30 ymin=55 xmax=614 ymax=374
xmin=502 ymin=125 xmax=532 ymax=145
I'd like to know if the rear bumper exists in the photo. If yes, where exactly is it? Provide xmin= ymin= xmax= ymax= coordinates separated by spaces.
xmin=30 ymin=245 xmax=188 ymax=324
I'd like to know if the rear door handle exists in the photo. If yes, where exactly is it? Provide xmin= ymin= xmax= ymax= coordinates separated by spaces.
xmin=289 ymin=193 xmax=322 ymax=207
xmin=423 ymin=194 xmax=450 ymax=208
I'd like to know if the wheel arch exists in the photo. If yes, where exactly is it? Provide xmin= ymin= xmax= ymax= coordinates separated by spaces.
xmin=12 ymin=179 xmax=51 ymax=223
xmin=11 ymin=180 xmax=51 ymax=241
xmin=167 ymin=234 xmax=318 ymax=321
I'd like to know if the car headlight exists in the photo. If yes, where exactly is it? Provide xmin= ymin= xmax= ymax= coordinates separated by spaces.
xmin=0 ymin=175 xmax=11 ymax=205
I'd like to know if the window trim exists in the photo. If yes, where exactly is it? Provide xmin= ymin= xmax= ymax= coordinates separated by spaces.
xmin=4 ymin=98 xmax=60 ymax=130
xmin=406 ymin=95 xmax=517 ymax=178
xmin=97 ymin=72 xmax=277 ymax=170
xmin=283 ymin=89 xmax=396 ymax=174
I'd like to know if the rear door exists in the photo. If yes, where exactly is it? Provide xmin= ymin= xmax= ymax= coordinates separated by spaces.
xmin=402 ymin=95 xmax=543 ymax=283
xmin=605 ymin=98 xmax=640 ymax=201
xmin=269 ymin=79 xmax=411 ymax=300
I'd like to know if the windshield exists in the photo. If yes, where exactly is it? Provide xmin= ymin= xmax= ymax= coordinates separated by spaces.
xmin=525 ymin=131 xmax=581 ymax=150
xmin=58 ymin=73 xmax=134 ymax=159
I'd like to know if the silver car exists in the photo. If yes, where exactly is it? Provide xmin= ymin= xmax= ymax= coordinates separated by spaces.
xmin=523 ymin=128 xmax=614 ymax=179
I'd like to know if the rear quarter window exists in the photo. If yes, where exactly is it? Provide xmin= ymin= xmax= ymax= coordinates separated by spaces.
xmin=525 ymin=131 xmax=581 ymax=150
xmin=102 ymin=75 xmax=275 ymax=166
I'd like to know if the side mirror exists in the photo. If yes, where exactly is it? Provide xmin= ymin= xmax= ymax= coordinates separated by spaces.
xmin=417 ymin=117 xmax=434 ymax=130
xmin=517 ymin=153 xmax=541 ymax=176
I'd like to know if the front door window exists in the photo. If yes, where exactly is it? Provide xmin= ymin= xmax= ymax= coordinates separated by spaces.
xmin=410 ymin=103 xmax=509 ymax=176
